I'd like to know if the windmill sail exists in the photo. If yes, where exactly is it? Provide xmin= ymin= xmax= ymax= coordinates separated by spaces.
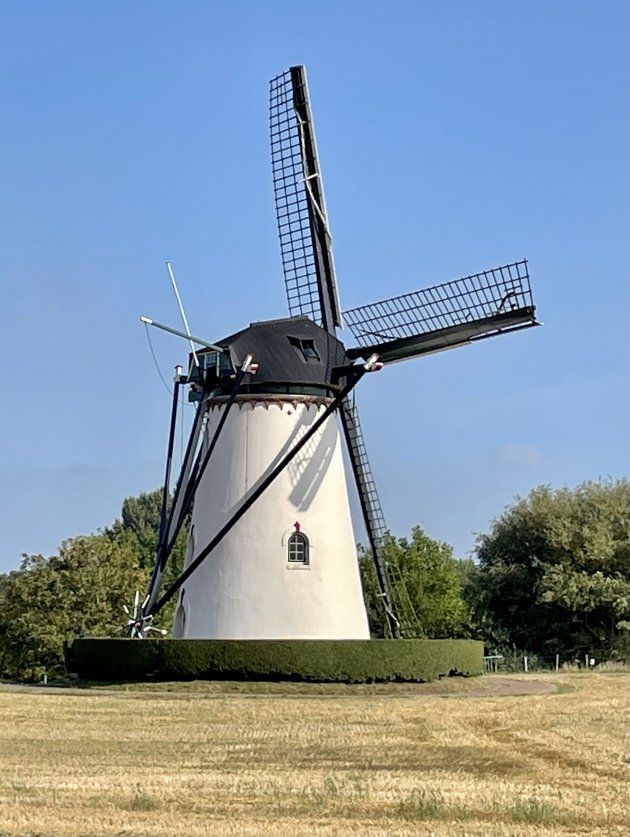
xmin=344 ymin=260 xmax=538 ymax=364
xmin=339 ymin=396 xmax=424 ymax=639
xmin=270 ymin=66 xmax=342 ymax=333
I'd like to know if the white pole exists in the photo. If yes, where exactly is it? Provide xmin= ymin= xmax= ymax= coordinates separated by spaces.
xmin=555 ymin=653 xmax=559 ymax=671
xmin=166 ymin=261 xmax=199 ymax=367
xmin=524 ymin=655 xmax=528 ymax=673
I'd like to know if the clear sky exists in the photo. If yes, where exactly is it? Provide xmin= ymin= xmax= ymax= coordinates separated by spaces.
xmin=1 ymin=1 xmax=627 ymax=572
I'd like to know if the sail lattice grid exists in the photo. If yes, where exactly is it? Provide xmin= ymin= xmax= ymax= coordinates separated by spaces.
xmin=343 ymin=260 xmax=535 ymax=346
xmin=269 ymin=70 xmax=321 ymax=324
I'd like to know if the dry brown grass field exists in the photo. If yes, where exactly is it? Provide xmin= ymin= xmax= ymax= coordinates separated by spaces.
xmin=0 ymin=672 xmax=627 ymax=837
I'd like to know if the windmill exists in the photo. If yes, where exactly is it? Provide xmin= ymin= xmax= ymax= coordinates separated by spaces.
xmin=137 ymin=66 xmax=538 ymax=640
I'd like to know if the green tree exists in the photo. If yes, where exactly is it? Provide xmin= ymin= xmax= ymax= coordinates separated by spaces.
xmin=0 ymin=487 xmax=192 ymax=681
xmin=360 ymin=527 xmax=470 ymax=639
xmin=0 ymin=535 xmax=149 ymax=681
xmin=470 ymin=479 xmax=630 ymax=659
xmin=106 ymin=489 xmax=188 ymax=585
xmin=105 ymin=488 xmax=190 ymax=632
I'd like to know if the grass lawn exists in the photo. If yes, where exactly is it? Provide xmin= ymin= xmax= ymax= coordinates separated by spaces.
xmin=0 ymin=672 xmax=627 ymax=836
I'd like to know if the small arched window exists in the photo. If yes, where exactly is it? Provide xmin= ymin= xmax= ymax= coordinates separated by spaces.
xmin=287 ymin=532 xmax=309 ymax=565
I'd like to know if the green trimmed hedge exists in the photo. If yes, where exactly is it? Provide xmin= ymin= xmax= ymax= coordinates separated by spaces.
xmin=68 ymin=638 xmax=483 ymax=683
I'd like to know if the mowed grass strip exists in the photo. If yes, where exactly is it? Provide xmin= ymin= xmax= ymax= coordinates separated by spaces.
xmin=0 ymin=673 xmax=627 ymax=836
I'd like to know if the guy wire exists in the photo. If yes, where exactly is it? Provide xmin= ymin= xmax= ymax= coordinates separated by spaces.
xmin=144 ymin=322 xmax=172 ymax=396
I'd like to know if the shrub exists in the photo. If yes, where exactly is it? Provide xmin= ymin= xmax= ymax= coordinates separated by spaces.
xmin=69 ymin=638 xmax=483 ymax=683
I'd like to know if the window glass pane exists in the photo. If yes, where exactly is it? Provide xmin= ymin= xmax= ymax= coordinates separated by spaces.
xmin=301 ymin=340 xmax=319 ymax=361
xmin=287 ymin=336 xmax=320 ymax=363
xmin=288 ymin=533 xmax=308 ymax=563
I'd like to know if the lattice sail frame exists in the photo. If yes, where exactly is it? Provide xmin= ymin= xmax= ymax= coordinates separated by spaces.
xmin=270 ymin=70 xmax=318 ymax=321
xmin=269 ymin=67 xmax=341 ymax=330
xmin=343 ymin=260 xmax=537 ymax=362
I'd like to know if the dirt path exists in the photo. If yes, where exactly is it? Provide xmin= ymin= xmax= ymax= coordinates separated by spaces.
xmin=0 ymin=675 xmax=560 ymax=699
xmin=457 ymin=674 xmax=559 ymax=696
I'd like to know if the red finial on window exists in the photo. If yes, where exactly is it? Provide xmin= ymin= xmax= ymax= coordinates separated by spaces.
xmin=294 ymin=521 xmax=300 ymax=532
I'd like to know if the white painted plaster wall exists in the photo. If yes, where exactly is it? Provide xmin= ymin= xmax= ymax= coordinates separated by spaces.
xmin=173 ymin=396 xmax=370 ymax=639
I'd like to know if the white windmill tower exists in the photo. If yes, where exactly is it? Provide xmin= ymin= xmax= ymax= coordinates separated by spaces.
xmin=137 ymin=66 xmax=538 ymax=640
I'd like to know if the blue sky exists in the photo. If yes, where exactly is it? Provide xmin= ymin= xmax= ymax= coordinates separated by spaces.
xmin=1 ymin=1 xmax=627 ymax=572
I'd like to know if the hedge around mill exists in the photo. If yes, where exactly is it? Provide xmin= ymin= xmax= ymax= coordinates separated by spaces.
xmin=68 ymin=638 xmax=483 ymax=683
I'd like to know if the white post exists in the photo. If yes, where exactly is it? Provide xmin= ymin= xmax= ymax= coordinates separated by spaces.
xmin=585 ymin=653 xmax=589 ymax=669
xmin=524 ymin=655 xmax=528 ymax=673
xmin=165 ymin=261 xmax=199 ymax=367
xmin=555 ymin=653 xmax=559 ymax=672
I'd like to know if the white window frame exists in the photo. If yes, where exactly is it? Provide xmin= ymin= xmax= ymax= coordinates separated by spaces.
xmin=287 ymin=532 xmax=309 ymax=564
xmin=282 ymin=527 xmax=313 ymax=570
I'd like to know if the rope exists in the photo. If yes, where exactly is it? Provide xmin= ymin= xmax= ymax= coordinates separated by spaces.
xmin=144 ymin=323 xmax=172 ymax=396
xmin=143 ymin=322 xmax=194 ymax=413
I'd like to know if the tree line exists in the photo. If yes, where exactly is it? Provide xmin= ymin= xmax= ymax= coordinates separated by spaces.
xmin=0 ymin=479 xmax=627 ymax=680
